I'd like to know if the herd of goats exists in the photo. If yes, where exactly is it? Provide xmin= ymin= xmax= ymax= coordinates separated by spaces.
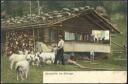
xmin=2 ymin=6 xmax=95 ymax=26
xmin=8 ymin=44 xmax=95 ymax=80
xmin=8 ymin=46 xmax=71 ymax=80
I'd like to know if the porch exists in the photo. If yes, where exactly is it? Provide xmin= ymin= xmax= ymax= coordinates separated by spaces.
xmin=64 ymin=41 xmax=110 ymax=53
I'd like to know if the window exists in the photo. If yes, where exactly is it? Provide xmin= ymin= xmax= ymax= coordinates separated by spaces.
xmin=75 ymin=33 xmax=83 ymax=41
xmin=65 ymin=32 xmax=75 ymax=40
xmin=48 ymin=29 xmax=57 ymax=42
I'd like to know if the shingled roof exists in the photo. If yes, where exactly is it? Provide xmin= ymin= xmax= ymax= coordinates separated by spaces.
xmin=1 ymin=9 xmax=120 ymax=33
xmin=55 ymin=9 xmax=120 ymax=33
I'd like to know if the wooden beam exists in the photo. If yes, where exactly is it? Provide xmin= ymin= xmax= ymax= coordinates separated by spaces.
xmin=32 ymin=28 xmax=35 ymax=52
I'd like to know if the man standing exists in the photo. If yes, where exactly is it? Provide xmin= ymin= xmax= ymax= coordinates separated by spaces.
xmin=54 ymin=35 xmax=65 ymax=65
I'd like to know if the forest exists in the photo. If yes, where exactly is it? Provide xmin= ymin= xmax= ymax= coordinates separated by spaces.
xmin=1 ymin=0 xmax=127 ymax=17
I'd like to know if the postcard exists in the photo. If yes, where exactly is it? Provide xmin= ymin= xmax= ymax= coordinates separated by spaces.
xmin=1 ymin=0 xmax=127 ymax=83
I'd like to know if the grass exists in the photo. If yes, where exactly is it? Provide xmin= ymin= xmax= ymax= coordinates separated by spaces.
xmin=1 ymin=53 xmax=126 ymax=83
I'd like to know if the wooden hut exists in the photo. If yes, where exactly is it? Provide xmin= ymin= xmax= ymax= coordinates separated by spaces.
xmin=1 ymin=9 xmax=120 ymax=54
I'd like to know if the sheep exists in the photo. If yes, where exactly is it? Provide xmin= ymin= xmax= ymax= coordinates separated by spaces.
xmin=15 ymin=60 xmax=29 ymax=80
xmin=9 ymin=50 xmax=29 ymax=70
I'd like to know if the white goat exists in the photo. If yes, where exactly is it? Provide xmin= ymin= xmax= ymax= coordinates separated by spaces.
xmin=40 ymin=52 xmax=55 ymax=63
xmin=9 ymin=50 xmax=29 ymax=70
xmin=15 ymin=60 xmax=29 ymax=80
xmin=37 ymin=47 xmax=57 ymax=64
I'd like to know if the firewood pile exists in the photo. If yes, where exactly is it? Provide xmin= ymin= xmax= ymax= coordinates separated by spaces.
xmin=5 ymin=30 xmax=34 ymax=55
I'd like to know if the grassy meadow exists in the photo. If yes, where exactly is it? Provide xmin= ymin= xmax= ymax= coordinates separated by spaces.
xmin=1 ymin=51 xmax=126 ymax=83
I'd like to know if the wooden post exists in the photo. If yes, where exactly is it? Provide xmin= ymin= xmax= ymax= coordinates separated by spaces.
xmin=37 ymin=1 xmax=40 ymax=15
xmin=110 ymin=32 xmax=111 ymax=53
xmin=33 ymin=28 xmax=35 ymax=52
xmin=37 ymin=28 xmax=40 ymax=41
xmin=29 ymin=1 xmax=32 ymax=17
xmin=57 ymin=27 xmax=59 ymax=44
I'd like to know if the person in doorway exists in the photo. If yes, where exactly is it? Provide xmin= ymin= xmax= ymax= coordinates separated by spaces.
xmin=54 ymin=35 xmax=65 ymax=65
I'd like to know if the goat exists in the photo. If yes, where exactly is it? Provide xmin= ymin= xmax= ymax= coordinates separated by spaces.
xmin=37 ymin=52 xmax=55 ymax=64
xmin=15 ymin=60 xmax=29 ymax=80
xmin=37 ymin=47 xmax=57 ymax=64
xmin=9 ymin=50 xmax=29 ymax=70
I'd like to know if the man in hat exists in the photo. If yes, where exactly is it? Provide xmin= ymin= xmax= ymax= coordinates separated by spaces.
xmin=54 ymin=35 xmax=65 ymax=65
